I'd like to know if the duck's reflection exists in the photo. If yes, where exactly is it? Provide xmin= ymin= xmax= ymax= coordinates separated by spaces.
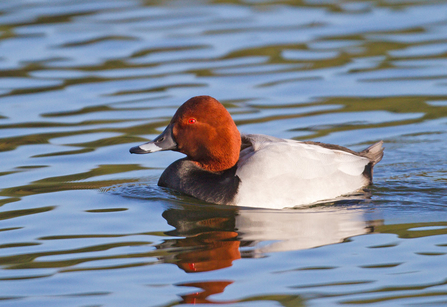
xmin=158 ymin=203 xmax=381 ymax=273
xmin=157 ymin=203 xmax=381 ymax=304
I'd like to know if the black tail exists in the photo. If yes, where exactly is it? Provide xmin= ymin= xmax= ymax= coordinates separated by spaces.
xmin=361 ymin=141 xmax=384 ymax=183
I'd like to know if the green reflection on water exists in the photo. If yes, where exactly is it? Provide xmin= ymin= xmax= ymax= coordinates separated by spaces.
xmin=0 ymin=241 xmax=157 ymax=271
xmin=235 ymin=96 xmax=447 ymax=140
xmin=376 ymin=221 xmax=447 ymax=239
xmin=0 ymin=164 xmax=147 ymax=199
xmin=0 ymin=206 xmax=54 ymax=221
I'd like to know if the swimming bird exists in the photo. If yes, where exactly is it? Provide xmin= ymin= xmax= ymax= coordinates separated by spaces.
xmin=130 ymin=96 xmax=384 ymax=209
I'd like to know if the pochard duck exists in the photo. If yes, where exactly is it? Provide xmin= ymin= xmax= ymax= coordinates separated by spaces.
xmin=130 ymin=96 xmax=384 ymax=209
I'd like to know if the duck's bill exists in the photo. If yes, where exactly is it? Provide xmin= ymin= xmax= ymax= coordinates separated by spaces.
xmin=129 ymin=124 xmax=177 ymax=154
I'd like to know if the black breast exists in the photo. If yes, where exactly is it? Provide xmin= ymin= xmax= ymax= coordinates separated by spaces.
xmin=158 ymin=158 xmax=240 ymax=205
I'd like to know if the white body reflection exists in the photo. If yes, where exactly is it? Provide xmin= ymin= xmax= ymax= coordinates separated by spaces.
xmin=160 ymin=203 xmax=381 ymax=273
xmin=236 ymin=207 xmax=378 ymax=254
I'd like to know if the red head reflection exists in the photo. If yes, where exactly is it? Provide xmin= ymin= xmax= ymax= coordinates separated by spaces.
xmin=178 ymin=281 xmax=235 ymax=304
xmin=175 ymin=231 xmax=240 ymax=273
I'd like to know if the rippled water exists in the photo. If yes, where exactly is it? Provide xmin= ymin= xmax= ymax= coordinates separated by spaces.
xmin=1 ymin=0 xmax=447 ymax=306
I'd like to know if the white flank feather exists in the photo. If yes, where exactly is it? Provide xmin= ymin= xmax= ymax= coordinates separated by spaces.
xmin=235 ymin=134 xmax=371 ymax=209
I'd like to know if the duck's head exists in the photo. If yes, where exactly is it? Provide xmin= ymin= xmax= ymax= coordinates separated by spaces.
xmin=130 ymin=96 xmax=241 ymax=172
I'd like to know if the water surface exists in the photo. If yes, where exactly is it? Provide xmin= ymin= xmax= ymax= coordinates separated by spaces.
xmin=1 ymin=0 xmax=447 ymax=306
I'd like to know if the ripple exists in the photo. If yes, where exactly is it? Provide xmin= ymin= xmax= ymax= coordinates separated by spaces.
xmin=1 ymin=0 xmax=447 ymax=306
xmin=104 ymin=183 xmax=183 ymax=202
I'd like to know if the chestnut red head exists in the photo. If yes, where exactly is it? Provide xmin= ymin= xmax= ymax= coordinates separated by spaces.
xmin=130 ymin=96 xmax=241 ymax=172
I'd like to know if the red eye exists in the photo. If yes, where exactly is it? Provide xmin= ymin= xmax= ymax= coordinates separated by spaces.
xmin=188 ymin=118 xmax=196 ymax=124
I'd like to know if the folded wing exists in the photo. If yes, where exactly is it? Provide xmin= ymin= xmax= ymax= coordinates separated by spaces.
xmin=235 ymin=134 xmax=383 ymax=208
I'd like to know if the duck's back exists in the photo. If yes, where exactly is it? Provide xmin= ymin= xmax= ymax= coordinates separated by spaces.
xmin=234 ymin=134 xmax=383 ymax=208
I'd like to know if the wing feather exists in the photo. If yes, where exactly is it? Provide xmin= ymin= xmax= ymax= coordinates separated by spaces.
xmin=235 ymin=134 xmax=372 ymax=208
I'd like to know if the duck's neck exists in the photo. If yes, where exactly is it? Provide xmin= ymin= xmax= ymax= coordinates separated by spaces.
xmin=192 ymin=136 xmax=241 ymax=172
xmin=193 ymin=157 xmax=238 ymax=173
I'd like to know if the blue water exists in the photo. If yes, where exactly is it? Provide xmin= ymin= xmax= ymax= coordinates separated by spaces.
xmin=1 ymin=0 xmax=447 ymax=306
